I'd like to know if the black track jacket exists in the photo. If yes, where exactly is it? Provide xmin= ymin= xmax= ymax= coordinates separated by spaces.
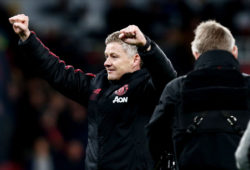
xmin=19 ymin=32 xmax=177 ymax=170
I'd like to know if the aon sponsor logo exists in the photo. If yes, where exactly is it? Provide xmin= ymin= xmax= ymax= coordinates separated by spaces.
xmin=112 ymin=96 xmax=128 ymax=103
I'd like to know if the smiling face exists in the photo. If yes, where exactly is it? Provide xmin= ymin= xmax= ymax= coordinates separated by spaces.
xmin=104 ymin=42 xmax=139 ymax=80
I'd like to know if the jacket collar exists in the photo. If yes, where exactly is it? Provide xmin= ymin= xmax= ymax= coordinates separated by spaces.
xmin=194 ymin=50 xmax=240 ymax=71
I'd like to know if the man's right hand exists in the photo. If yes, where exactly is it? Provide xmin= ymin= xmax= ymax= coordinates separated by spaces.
xmin=9 ymin=14 xmax=31 ymax=41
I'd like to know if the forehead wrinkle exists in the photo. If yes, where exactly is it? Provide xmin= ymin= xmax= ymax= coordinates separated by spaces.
xmin=105 ymin=43 xmax=125 ymax=55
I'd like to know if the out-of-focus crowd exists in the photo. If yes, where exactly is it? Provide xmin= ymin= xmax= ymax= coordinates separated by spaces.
xmin=1 ymin=0 xmax=250 ymax=170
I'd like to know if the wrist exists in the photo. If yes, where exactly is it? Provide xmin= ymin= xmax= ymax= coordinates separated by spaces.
xmin=20 ymin=30 xmax=31 ymax=42
xmin=137 ymin=36 xmax=151 ymax=52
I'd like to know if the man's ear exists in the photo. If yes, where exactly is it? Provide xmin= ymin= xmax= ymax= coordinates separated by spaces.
xmin=133 ymin=54 xmax=141 ymax=69
xmin=232 ymin=45 xmax=238 ymax=59
xmin=193 ymin=51 xmax=200 ymax=60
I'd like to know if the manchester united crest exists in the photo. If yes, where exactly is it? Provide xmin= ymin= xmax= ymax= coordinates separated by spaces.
xmin=114 ymin=84 xmax=128 ymax=96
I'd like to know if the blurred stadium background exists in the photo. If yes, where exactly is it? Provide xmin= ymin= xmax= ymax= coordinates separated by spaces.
xmin=0 ymin=0 xmax=250 ymax=170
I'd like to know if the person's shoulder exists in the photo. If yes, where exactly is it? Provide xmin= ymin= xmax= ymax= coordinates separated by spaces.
xmin=242 ymin=73 xmax=250 ymax=82
xmin=161 ymin=75 xmax=186 ymax=97
xmin=242 ymin=72 xmax=250 ymax=78
xmin=88 ymin=69 xmax=106 ymax=83
xmin=166 ymin=75 xmax=186 ymax=88
xmin=242 ymin=73 xmax=250 ymax=87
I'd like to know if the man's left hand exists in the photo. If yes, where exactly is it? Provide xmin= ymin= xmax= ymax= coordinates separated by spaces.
xmin=119 ymin=25 xmax=147 ymax=47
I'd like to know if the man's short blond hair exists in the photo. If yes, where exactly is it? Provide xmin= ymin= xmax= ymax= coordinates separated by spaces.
xmin=105 ymin=31 xmax=138 ymax=57
xmin=191 ymin=20 xmax=235 ymax=54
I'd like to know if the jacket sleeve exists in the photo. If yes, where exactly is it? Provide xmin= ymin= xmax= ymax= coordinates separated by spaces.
xmin=138 ymin=37 xmax=177 ymax=93
xmin=146 ymin=78 xmax=181 ymax=161
xmin=235 ymin=120 xmax=250 ymax=170
xmin=18 ymin=32 xmax=95 ymax=105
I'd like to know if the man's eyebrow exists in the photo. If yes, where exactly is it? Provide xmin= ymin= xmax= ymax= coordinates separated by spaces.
xmin=104 ymin=52 xmax=117 ymax=56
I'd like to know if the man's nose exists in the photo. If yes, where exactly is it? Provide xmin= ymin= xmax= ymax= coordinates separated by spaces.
xmin=104 ymin=57 xmax=111 ymax=67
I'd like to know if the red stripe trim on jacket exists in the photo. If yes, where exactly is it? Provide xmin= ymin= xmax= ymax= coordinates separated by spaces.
xmin=31 ymin=31 xmax=96 ymax=77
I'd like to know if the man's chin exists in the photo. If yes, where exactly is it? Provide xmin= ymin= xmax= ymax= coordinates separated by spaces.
xmin=107 ymin=77 xmax=116 ymax=81
xmin=107 ymin=74 xmax=119 ymax=81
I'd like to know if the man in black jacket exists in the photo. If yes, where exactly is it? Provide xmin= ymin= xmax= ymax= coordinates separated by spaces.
xmin=147 ymin=20 xmax=250 ymax=170
xmin=9 ymin=14 xmax=176 ymax=170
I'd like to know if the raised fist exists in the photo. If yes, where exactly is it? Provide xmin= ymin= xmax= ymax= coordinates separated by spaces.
xmin=9 ymin=14 xmax=31 ymax=41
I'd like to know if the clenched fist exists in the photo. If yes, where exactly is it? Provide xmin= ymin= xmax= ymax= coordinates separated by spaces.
xmin=119 ymin=25 xmax=147 ymax=47
xmin=9 ymin=14 xmax=31 ymax=41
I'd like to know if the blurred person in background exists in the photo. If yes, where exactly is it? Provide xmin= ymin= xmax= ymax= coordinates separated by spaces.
xmin=235 ymin=120 xmax=250 ymax=170
xmin=63 ymin=139 xmax=85 ymax=170
xmin=0 ymin=5 xmax=19 ymax=168
xmin=147 ymin=20 xmax=250 ymax=170
xmin=9 ymin=14 xmax=176 ymax=170
xmin=28 ymin=137 xmax=54 ymax=170
xmin=0 ymin=35 xmax=13 ymax=165
xmin=10 ymin=78 xmax=51 ymax=166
